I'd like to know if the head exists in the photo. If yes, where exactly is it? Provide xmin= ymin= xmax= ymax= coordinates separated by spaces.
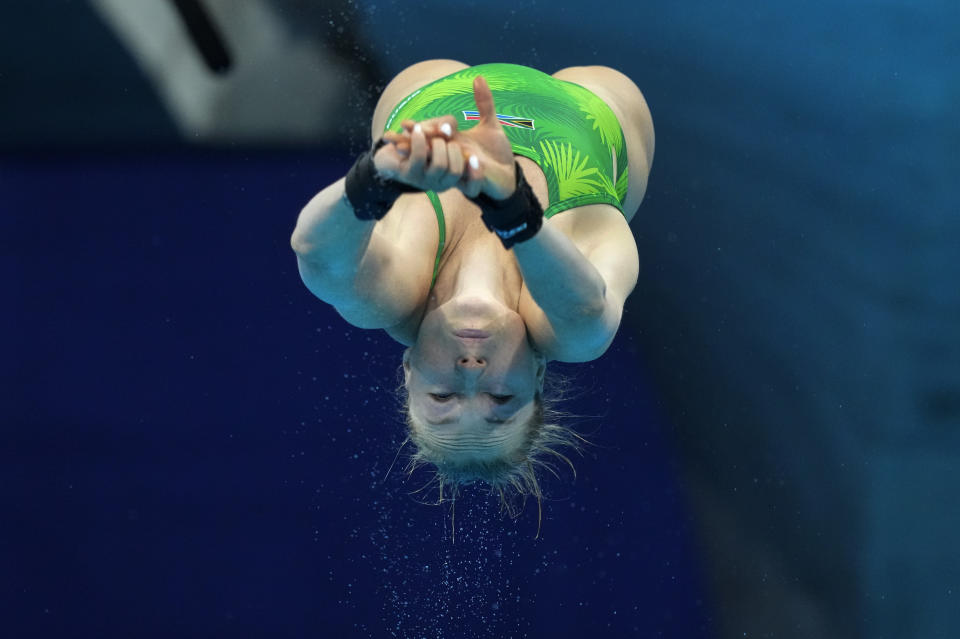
xmin=398 ymin=294 xmax=580 ymax=519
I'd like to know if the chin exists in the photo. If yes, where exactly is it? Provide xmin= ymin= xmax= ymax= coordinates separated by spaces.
xmin=423 ymin=295 xmax=524 ymax=343
xmin=448 ymin=295 xmax=507 ymax=316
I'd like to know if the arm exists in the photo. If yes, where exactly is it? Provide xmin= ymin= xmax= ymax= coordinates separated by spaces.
xmin=290 ymin=178 xmax=426 ymax=328
xmin=290 ymin=119 xmax=442 ymax=275
xmin=517 ymin=204 xmax=639 ymax=363
xmin=513 ymin=221 xmax=608 ymax=319
xmin=290 ymin=176 xmax=375 ymax=274
xmin=290 ymin=113 xmax=479 ymax=327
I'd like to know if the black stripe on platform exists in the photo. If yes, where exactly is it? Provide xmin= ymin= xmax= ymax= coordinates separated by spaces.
xmin=170 ymin=0 xmax=232 ymax=73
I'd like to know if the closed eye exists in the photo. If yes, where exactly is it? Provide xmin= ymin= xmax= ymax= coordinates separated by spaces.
xmin=429 ymin=393 xmax=514 ymax=404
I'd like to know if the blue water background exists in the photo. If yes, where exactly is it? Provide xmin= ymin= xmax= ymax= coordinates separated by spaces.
xmin=2 ymin=154 xmax=709 ymax=636
xmin=3 ymin=0 xmax=958 ymax=636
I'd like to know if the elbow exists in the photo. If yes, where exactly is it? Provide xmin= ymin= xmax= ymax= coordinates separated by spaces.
xmin=558 ymin=281 xmax=607 ymax=321
xmin=290 ymin=231 xmax=307 ymax=256
xmin=290 ymin=200 xmax=321 ymax=256
xmin=580 ymin=282 xmax=608 ymax=319
xmin=586 ymin=276 xmax=609 ymax=317
xmin=569 ymin=301 xmax=605 ymax=322
xmin=581 ymin=295 xmax=621 ymax=357
xmin=588 ymin=289 xmax=608 ymax=319
xmin=556 ymin=298 xmax=606 ymax=325
xmin=290 ymin=224 xmax=316 ymax=258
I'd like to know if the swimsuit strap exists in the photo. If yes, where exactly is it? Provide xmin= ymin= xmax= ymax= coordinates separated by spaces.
xmin=426 ymin=190 xmax=445 ymax=290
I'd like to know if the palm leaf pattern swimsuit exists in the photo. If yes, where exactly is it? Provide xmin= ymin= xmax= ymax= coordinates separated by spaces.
xmin=382 ymin=63 xmax=629 ymax=289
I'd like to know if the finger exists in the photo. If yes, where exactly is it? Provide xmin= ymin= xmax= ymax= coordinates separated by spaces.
xmin=425 ymin=136 xmax=449 ymax=180
xmin=383 ymin=130 xmax=412 ymax=156
xmin=415 ymin=115 xmax=457 ymax=145
xmin=416 ymin=120 xmax=434 ymax=139
xmin=434 ymin=141 xmax=465 ymax=191
xmin=447 ymin=141 xmax=464 ymax=177
xmin=472 ymin=76 xmax=499 ymax=128
xmin=458 ymin=154 xmax=484 ymax=199
xmin=422 ymin=115 xmax=458 ymax=139
xmin=408 ymin=123 xmax=428 ymax=173
xmin=372 ymin=141 xmax=403 ymax=180
xmin=387 ymin=133 xmax=411 ymax=148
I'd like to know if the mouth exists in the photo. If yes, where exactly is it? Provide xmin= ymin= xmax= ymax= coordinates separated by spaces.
xmin=454 ymin=329 xmax=490 ymax=339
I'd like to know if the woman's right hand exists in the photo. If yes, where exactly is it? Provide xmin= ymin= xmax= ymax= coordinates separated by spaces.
xmin=373 ymin=119 xmax=473 ymax=195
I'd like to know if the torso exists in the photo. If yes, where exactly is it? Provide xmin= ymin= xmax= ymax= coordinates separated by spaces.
xmin=382 ymin=155 xmax=626 ymax=346
xmin=368 ymin=60 xmax=650 ymax=347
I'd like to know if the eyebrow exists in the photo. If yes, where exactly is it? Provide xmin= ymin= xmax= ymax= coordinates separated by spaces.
xmin=426 ymin=415 xmax=516 ymax=426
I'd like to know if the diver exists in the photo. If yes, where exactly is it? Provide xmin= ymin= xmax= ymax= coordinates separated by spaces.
xmin=290 ymin=60 xmax=654 ymax=517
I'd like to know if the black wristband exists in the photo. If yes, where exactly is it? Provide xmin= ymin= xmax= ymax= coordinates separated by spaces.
xmin=472 ymin=161 xmax=544 ymax=249
xmin=344 ymin=138 xmax=419 ymax=220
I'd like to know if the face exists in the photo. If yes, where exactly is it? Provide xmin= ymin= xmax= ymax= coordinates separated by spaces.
xmin=404 ymin=295 xmax=545 ymax=464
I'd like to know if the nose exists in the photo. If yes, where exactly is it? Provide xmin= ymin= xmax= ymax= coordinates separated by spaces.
xmin=456 ymin=355 xmax=486 ymax=370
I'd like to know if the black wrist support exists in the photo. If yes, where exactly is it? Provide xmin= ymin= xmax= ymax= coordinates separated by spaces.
xmin=471 ymin=161 xmax=544 ymax=249
xmin=344 ymin=138 xmax=419 ymax=220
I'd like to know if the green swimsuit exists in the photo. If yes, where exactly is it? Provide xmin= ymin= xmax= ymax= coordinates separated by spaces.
xmin=381 ymin=62 xmax=630 ymax=289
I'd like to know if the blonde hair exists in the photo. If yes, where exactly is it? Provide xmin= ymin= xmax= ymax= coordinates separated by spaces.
xmin=392 ymin=365 xmax=586 ymax=538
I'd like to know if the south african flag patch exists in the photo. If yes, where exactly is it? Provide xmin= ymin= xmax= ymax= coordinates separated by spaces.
xmin=462 ymin=110 xmax=535 ymax=130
